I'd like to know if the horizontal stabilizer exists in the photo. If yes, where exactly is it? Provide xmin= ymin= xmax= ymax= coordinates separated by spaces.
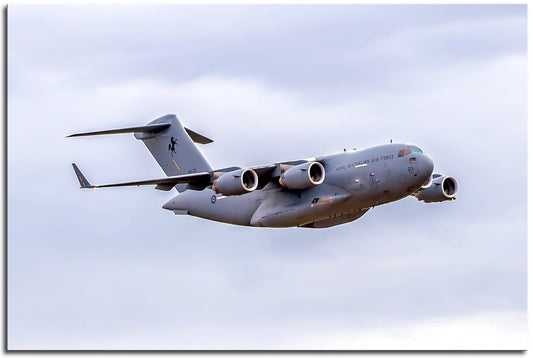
xmin=67 ymin=123 xmax=170 ymax=138
xmin=71 ymin=163 xmax=211 ymax=191
xmin=184 ymin=127 xmax=213 ymax=144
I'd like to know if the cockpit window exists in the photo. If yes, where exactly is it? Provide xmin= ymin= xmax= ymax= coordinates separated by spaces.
xmin=400 ymin=146 xmax=423 ymax=157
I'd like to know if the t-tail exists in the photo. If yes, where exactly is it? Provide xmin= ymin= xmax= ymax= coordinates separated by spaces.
xmin=68 ymin=114 xmax=213 ymax=192
xmin=133 ymin=114 xmax=212 ymax=177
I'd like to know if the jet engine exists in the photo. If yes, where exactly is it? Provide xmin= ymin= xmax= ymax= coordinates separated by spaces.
xmin=279 ymin=162 xmax=325 ymax=189
xmin=212 ymin=168 xmax=258 ymax=196
xmin=419 ymin=175 xmax=433 ymax=190
xmin=414 ymin=174 xmax=458 ymax=203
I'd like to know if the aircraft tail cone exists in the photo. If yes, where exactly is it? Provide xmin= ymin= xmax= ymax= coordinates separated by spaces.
xmin=163 ymin=196 xmax=189 ymax=215
xmin=162 ymin=198 xmax=176 ymax=211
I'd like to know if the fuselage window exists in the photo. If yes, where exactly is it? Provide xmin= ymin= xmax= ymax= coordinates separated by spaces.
xmin=398 ymin=149 xmax=405 ymax=157
xmin=405 ymin=148 xmax=412 ymax=155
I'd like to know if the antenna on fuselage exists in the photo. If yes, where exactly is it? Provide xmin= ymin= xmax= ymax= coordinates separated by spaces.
xmin=390 ymin=139 xmax=392 ymax=143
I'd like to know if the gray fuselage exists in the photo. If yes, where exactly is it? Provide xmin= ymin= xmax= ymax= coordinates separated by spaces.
xmin=163 ymin=143 xmax=434 ymax=228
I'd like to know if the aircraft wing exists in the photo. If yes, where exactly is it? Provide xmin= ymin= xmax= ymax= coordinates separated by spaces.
xmin=249 ymin=164 xmax=278 ymax=176
xmin=72 ymin=163 xmax=211 ymax=191
xmin=73 ymin=159 xmax=313 ymax=192
xmin=243 ymin=161 xmax=315 ymax=189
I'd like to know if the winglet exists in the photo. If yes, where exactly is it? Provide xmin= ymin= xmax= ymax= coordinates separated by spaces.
xmin=72 ymin=163 xmax=94 ymax=189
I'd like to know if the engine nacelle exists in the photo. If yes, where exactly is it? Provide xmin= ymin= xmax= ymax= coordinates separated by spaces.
xmin=419 ymin=174 xmax=433 ymax=190
xmin=212 ymin=168 xmax=258 ymax=196
xmin=279 ymin=162 xmax=325 ymax=189
xmin=414 ymin=174 xmax=458 ymax=203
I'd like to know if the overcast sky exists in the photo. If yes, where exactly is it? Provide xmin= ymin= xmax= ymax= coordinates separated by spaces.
xmin=7 ymin=4 xmax=527 ymax=350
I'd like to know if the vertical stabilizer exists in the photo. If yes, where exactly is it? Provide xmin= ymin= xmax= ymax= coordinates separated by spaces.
xmin=135 ymin=114 xmax=213 ymax=191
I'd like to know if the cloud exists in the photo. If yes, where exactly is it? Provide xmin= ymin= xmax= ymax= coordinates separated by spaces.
xmin=9 ymin=5 xmax=526 ymax=98
xmin=297 ymin=311 xmax=527 ymax=350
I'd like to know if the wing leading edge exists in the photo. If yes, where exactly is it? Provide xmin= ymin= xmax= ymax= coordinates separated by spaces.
xmin=73 ymin=160 xmax=316 ymax=192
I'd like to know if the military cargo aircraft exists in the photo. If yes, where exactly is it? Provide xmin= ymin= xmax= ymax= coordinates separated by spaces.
xmin=69 ymin=114 xmax=458 ymax=228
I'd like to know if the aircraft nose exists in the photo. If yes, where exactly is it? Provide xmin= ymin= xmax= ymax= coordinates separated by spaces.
xmin=419 ymin=153 xmax=434 ymax=179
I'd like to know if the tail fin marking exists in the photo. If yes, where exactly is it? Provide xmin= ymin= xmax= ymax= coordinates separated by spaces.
xmin=134 ymin=115 xmax=213 ymax=188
